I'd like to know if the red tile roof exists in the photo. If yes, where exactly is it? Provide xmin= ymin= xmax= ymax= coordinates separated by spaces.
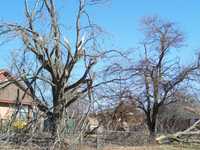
xmin=0 ymin=70 xmax=9 ymax=81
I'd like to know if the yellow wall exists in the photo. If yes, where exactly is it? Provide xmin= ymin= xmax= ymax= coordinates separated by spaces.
xmin=0 ymin=105 xmax=14 ymax=120
xmin=0 ymin=103 xmax=31 ymax=121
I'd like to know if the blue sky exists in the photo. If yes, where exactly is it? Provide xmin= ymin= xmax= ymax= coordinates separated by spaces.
xmin=0 ymin=0 xmax=199 ymax=68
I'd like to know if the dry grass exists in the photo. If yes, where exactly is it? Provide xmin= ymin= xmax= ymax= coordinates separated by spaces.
xmin=70 ymin=144 xmax=200 ymax=150
xmin=0 ymin=144 xmax=200 ymax=150
xmin=102 ymin=144 xmax=200 ymax=150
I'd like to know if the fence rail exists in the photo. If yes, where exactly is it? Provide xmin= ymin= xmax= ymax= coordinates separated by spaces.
xmin=0 ymin=129 xmax=151 ymax=150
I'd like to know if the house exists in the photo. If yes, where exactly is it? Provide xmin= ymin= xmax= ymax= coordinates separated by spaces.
xmin=90 ymin=100 xmax=145 ymax=132
xmin=157 ymin=94 xmax=200 ymax=133
xmin=0 ymin=69 xmax=35 ymax=125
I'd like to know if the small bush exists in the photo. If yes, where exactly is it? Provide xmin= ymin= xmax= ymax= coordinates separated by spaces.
xmin=12 ymin=119 xmax=27 ymax=130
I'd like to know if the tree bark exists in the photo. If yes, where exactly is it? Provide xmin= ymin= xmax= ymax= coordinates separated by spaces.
xmin=146 ymin=105 xmax=159 ymax=142
xmin=51 ymin=105 xmax=64 ymax=137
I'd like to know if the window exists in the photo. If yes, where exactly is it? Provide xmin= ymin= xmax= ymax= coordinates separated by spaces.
xmin=18 ymin=106 xmax=28 ymax=120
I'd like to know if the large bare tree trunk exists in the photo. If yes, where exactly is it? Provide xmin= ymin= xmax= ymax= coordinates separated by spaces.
xmin=52 ymin=102 xmax=64 ymax=137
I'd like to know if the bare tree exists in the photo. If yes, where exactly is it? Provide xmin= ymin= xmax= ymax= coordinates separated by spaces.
xmin=102 ymin=16 xmax=200 ymax=138
xmin=0 ymin=0 xmax=105 ymax=140
xmin=134 ymin=16 xmax=200 ymax=137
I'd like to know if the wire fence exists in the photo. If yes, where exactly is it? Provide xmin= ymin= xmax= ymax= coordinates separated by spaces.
xmin=0 ymin=125 xmax=151 ymax=150
xmin=64 ymin=130 xmax=150 ymax=150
